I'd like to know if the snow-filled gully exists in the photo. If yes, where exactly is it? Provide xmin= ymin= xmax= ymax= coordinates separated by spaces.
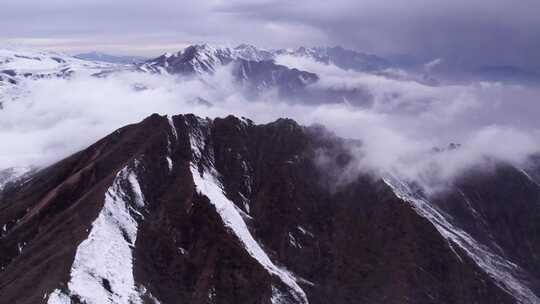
xmin=190 ymin=165 xmax=309 ymax=304
xmin=185 ymin=119 xmax=308 ymax=304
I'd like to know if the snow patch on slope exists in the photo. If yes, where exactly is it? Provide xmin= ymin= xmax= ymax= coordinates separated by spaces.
xmin=47 ymin=290 xmax=71 ymax=304
xmin=47 ymin=163 xmax=147 ymax=304
xmin=0 ymin=166 xmax=31 ymax=191
xmin=383 ymin=174 xmax=539 ymax=304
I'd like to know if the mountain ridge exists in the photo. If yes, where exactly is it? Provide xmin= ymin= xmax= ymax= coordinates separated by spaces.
xmin=1 ymin=113 xmax=539 ymax=303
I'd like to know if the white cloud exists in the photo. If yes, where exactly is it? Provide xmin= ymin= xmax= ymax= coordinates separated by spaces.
xmin=0 ymin=58 xmax=538 ymax=191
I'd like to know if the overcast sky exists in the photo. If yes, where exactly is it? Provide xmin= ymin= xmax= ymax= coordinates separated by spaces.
xmin=1 ymin=0 xmax=539 ymax=67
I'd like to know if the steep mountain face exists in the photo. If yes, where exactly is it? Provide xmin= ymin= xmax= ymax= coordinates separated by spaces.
xmin=232 ymin=59 xmax=318 ymax=97
xmin=432 ymin=164 xmax=540 ymax=286
xmin=1 ymin=113 xmax=539 ymax=304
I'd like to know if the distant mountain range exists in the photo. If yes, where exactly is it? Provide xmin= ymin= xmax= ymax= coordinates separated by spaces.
xmin=3 ymin=42 xmax=540 ymax=126
xmin=4 ymin=44 xmax=538 ymax=88
xmin=0 ymin=44 xmax=390 ymax=106
xmin=74 ymin=51 xmax=148 ymax=64
xmin=2 ymin=43 xmax=539 ymax=108
xmin=141 ymin=43 xmax=391 ymax=75
xmin=0 ymin=49 xmax=116 ymax=106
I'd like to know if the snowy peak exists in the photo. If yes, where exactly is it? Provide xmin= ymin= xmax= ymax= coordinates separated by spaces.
xmin=144 ymin=44 xmax=236 ymax=75
xmin=144 ymin=43 xmax=274 ymax=75
xmin=141 ymin=44 xmax=319 ymax=97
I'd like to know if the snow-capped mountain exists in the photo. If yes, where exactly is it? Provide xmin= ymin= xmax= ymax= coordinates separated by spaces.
xmin=141 ymin=43 xmax=281 ymax=75
xmin=135 ymin=43 xmax=402 ymax=101
xmin=142 ymin=44 xmax=239 ymax=75
xmin=276 ymin=46 xmax=391 ymax=72
xmin=1 ymin=113 xmax=539 ymax=304
xmin=0 ymin=49 xmax=117 ymax=80
xmin=0 ymin=49 xmax=119 ymax=105
xmin=141 ymin=44 xmax=319 ymax=96
xmin=0 ymin=44 xmax=392 ymax=107
xmin=142 ymin=43 xmax=391 ymax=76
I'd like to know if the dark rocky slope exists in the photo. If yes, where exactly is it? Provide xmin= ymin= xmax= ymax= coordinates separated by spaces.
xmin=0 ymin=114 xmax=538 ymax=304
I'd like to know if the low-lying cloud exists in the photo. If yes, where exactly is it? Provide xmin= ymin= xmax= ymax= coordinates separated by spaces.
xmin=0 ymin=57 xmax=539 ymax=191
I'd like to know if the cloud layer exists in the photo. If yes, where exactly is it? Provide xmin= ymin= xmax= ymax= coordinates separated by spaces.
xmin=0 ymin=58 xmax=538 ymax=191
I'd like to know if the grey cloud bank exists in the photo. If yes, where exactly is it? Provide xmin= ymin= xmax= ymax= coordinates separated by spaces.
xmin=1 ymin=0 xmax=539 ymax=69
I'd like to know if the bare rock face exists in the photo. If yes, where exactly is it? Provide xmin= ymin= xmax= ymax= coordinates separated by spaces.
xmin=0 ymin=114 xmax=539 ymax=304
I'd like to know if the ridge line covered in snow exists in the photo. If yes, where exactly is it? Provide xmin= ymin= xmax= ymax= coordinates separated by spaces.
xmin=47 ymin=161 xmax=154 ymax=304
xmin=383 ymin=174 xmax=539 ymax=304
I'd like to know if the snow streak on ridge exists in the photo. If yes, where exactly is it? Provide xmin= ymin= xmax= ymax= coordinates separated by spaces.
xmin=190 ymin=165 xmax=309 ymax=304
xmin=165 ymin=115 xmax=178 ymax=171
xmin=383 ymin=174 xmax=539 ymax=304
xmin=187 ymin=119 xmax=308 ymax=304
